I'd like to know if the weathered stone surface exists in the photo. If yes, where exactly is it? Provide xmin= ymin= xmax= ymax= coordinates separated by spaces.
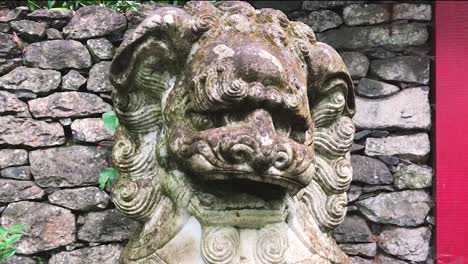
xmin=333 ymin=215 xmax=373 ymax=243
xmin=0 ymin=255 xmax=36 ymax=264
xmin=0 ymin=149 xmax=27 ymax=168
xmin=77 ymin=209 xmax=138 ymax=242
xmin=356 ymin=190 xmax=432 ymax=226
xmin=0 ymin=7 xmax=28 ymax=23
xmin=46 ymin=27 xmax=62 ymax=39
xmin=0 ymin=116 xmax=65 ymax=147
xmin=378 ymin=227 xmax=431 ymax=262
xmin=1 ymin=166 xmax=30 ymax=180
xmin=340 ymin=51 xmax=369 ymax=79
xmin=62 ymin=70 xmax=86 ymax=91
xmin=377 ymin=254 xmax=408 ymax=264
xmin=0 ymin=91 xmax=29 ymax=116
xmin=0 ymin=32 xmax=21 ymax=58
xmin=297 ymin=10 xmax=342 ymax=32
xmin=27 ymin=9 xmax=72 ymax=29
xmin=48 ymin=187 xmax=110 ymax=211
xmin=361 ymin=185 xmax=394 ymax=194
xmin=339 ymin=243 xmax=377 ymax=257
xmin=353 ymin=87 xmax=430 ymax=130
xmin=355 ymin=78 xmax=400 ymax=98
xmin=30 ymin=145 xmax=107 ymax=188
xmin=348 ymin=185 xmax=362 ymax=203
xmin=87 ymin=61 xmax=113 ymax=92
xmin=370 ymin=56 xmax=430 ymax=84
xmin=71 ymin=118 xmax=113 ymax=143
xmin=87 ymin=38 xmax=114 ymax=61
xmin=28 ymin=91 xmax=111 ymax=118
xmin=0 ymin=57 xmax=21 ymax=75
xmin=125 ymin=2 xmax=167 ymax=28
xmin=394 ymin=163 xmax=433 ymax=190
xmin=317 ymin=23 xmax=428 ymax=50
xmin=0 ymin=22 xmax=10 ymax=33
xmin=49 ymin=244 xmax=122 ymax=264
xmin=349 ymin=256 xmax=373 ymax=264
xmin=23 ymin=40 xmax=92 ymax=69
xmin=63 ymin=6 xmax=126 ymax=39
xmin=365 ymin=133 xmax=430 ymax=161
xmin=9 ymin=20 xmax=46 ymax=41
xmin=394 ymin=3 xmax=432 ymax=21
xmin=302 ymin=1 xmax=360 ymax=11
xmin=0 ymin=66 xmax=61 ymax=95
xmin=351 ymin=155 xmax=392 ymax=185
xmin=0 ymin=201 xmax=75 ymax=254
xmin=343 ymin=4 xmax=390 ymax=26
xmin=0 ymin=179 xmax=44 ymax=203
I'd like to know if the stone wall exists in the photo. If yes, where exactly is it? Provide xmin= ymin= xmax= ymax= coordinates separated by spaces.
xmin=0 ymin=1 xmax=433 ymax=263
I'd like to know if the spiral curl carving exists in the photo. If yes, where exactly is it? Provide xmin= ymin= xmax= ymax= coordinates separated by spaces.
xmin=312 ymin=92 xmax=346 ymax=128
xmin=255 ymin=225 xmax=289 ymax=264
xmin=201 ymin=227 xmax=240 ymax=264
xmin=314 ymin=116 xmax=354 ymax=159
xmin=314 ymin=156 xmax=351 ymax=194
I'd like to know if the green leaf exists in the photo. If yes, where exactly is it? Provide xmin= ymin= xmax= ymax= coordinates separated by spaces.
xmin=99 ymin=167 xmax=118 ymax=191
xmin=49 ymin=7 xmax=67 ymax=10
xmin=0 ymin=227 xmax=7 ymax=238
xmin=0 ymin=248 xmax=16 ymax=259
xmin=3 ymin=234 xmax=22 ymax=246
xmin=102 ymin=111 xmax=118 ymax=133
xmin=8 ymin=225 xmax=24 ymax=234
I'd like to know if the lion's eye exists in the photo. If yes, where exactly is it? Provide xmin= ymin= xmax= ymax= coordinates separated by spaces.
xmin=191 ymin=114 xmax=215 ymax=130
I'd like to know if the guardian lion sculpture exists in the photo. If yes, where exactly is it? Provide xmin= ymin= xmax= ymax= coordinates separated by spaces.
xmin=109 ymin=1 xmax=355 ymax=263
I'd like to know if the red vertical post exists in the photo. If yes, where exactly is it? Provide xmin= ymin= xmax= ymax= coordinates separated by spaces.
xmin=436 ymin=2 xmax=468 ymax=263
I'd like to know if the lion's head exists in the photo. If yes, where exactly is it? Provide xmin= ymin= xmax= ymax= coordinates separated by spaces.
xmin=109 ymin=2 xmax=355 ymax=263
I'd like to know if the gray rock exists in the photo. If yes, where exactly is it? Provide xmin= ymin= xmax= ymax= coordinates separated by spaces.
xmin=333 ymin=215 xmax=373 ymax=243
xmin=87 ymin=38 xmax=114 ymax=61
xmin=48 ymin=187 xmax=110 ymax=211
xmin=356 ymin=78 xmax=400 ymax=98
xmin=30 ymin=145 xmax=107 ymax=188
xmin=125 ymin=2 xmax=167 ymax=28
xmin=63 ymin=6 xmax=127 ymax=39
xmin=0 ymin=116 xmax=65 ymax=147
xmin=62 ymin=70 xmax=87 ymax=91
xmin=0 ymin=66 xmax=61 ymax=95
xmin=377 ymin=254 xmax=408 ymax=264
xmin=353 ymin=87 xmax=431 ymax=130
xmin=46 ymin=28 xmax=62 ymax=39
xmin=370 ymin=56 xmax=430 ymax=85
xmin=377 ymin=155 xmax=400 ymax=166
xmin=351 ymin=143 xmax=364 ymax=153
xmin=77 ymin=209 xmax=138 ymax=242
xmin=0 ymin=149 xmax=27 ymax=168
xmin=0 ymin=255 xmax=36 ymax=264
xmin=366 ymin=48 xmax=396 ymax=59
xmin=0 ymin=201 xmax=75 ymax=254
xmin=361 ymin=185 xmax=394 ymax=194
xmin=0 ymin=91 xmax=29 ymax=117
xmin=23 ymin=40 xmax=92 ymax=70
xmin=356 ymin=190 xmax=432 ymax=226
xmin=0 ymin=179 xmax=44 ymax=203
xmin=27 ymin=9 xmax=72 ymax=29
xmin=340 ymin=52 xmax=369 ymax=79
xmin=0 ymin=22 xmax=10 ymax=33
xmin=394 ymin=163 xmax=433 ymax=190
xmin=378 ymin=227 xmax=431 ymax=262
xmin=349 ymin=256 xmax=373 ymax=264
xmin=297 ymin=10 xmax=342 ymax=33
xmin=71 ymin=118 xmax=113 ymax=143
xmin=317 ymin=23 xmax=428 ymax=50
xmin=87 ymin=61 xmax=113 ymax=92
xmin=1 ymin=166 xmax=31 ymax=180
xmin=348 ymin=185 xmax=362 ymax=203
xmin=365 ymin=133 xmax=430 ymax=161
xmin=0 ymin=57 xmax=21 ymax=75
xmin=49 ymin=244 xmax=122 ymax=264
xmin=0 ymin=7 xmax=28 ymax=23
xmin=9 ymin=20 xmax=47 ymax=41
xmin=28 ymin=92 xmax=112 ymax=118
xmin=351 ymin=155 xmax=392 ymax=185
xmin=393 ymin=4 xmax=432 ymax=21
xmin=302 ymin=1 xmax=361 ymax=11
xmin=339 ymin=243 xmax=377 ymax=257
xmin=0 ymin=32 xmax=21 ymax=58
xmin=343 ymin=4 xmax=390 ymax=26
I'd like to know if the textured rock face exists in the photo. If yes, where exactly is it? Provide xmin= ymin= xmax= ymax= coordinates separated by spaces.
xmin=0 ymin=149 xmax=28 ymax=168
xmin=63 ymin=6 xmax=126 ymax=39
xmin=370 ymin=56 xmax=430 ymax=85
xmin=49 ymin=244 xmax=122 ymax=264
xmin=23 ymin=40 xmax=92 ymax=69
xmin=30 ymin=146 xmax=106 ymax=187
xmin=48 ymin=187 xmax=109 ymax=210
xmin=378 ymin=227 xmax=431 ymax=261
xmin=394 ymin=163 xmax=433 ymax=190
xmin=341 ymin=51 xmax=369 ymax=79
xmin=0 ymin=66 xmax=61 ymax=95
xmin=343 ymin=4 xmax=390 ymax=26
xmin=365 ymin=133 xmax=430 ymax=161
xmin=353 ymin=87 xmax=431 ymax=130
xmin=1 ymin=166 xmax=31 ymax=180
xmin=62 ymin=70 xmax=87 ymax=91
xmin=28 ymin=91 xmax=111 ymax=118
xmin=10 ymin=20 xmax=47 ymax=41
xmin=351 ymin=155 xmax=392 ymax=185
xmin=0 ymin=201 xmax=75 ymax=254
xmin=87 ymin=38 xmax=114 ymax=60
xmin=0 ymin=179 xmax=44 ymax=202
xmin=393 ymin=3 xmax=432 ymax=21
xmin=0 ymin=32 xmax=21 ymax=57
xmin=298 ymin=10 xmax=343 ymax=32
xmin=355 ymin=78 xmax=400 ymax=98
xmin=77 ymin=209 xmax=137 ymax=242
xmin=71 ymin=118 xmax=113 ymax=143
xmin=333 ymin=215 xmax=373 ymax=243
xmin=340 ymin=243 xmax=377 ymax=257
xmin=0 ymin=116 xmax=65 ymax=147
xmin=0 ymin=90 xmax=30 ymax=116
xmin=87 ymin=61 xmax=113 ymax=92
xmin=356 ymin=190 xmax=432 ymax=226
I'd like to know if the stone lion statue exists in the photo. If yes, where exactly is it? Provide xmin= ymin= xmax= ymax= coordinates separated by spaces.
xmin=109 ymin=1 xmax=355 ymax=263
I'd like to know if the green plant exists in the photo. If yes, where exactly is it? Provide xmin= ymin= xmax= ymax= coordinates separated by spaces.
xmin=33 ymin=256 xmax=45 ymax=264
xmin=99 ymin=111 xmax=118 ymax=192
xmin=0 ymin=225 xmax=24 ymax=260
